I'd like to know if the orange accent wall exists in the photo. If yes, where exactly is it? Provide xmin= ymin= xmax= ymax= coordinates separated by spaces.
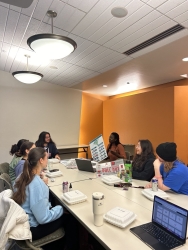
xmin=103 ymin=87 xmax=174 ymax=154
xmin=79 ymin=92 xmax=107 ymax=158
xmin=174 ymin=86 xmax=188 ymax=163
xmin=79 ymin=80 xmax=188 ymax=163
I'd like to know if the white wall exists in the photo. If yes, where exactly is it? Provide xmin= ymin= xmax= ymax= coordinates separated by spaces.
xmin=0 ymin=71 xmax=82 ymax=162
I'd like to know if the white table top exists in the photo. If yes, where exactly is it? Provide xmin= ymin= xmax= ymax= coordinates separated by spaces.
xmin=48 ymin=163 xmax=188 ymax=250
xmin=57 ymin=144 xmax=89 ymax=150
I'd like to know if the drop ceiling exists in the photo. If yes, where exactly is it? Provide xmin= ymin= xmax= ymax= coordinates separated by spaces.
xmin=0 ymin=0 xmax=188 ymax=96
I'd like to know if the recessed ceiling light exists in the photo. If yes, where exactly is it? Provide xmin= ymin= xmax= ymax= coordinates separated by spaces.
xmin=180 ymin=74 xmax=188 ymax=78
xmin=182 ymin=57 xmax=188 ymax=61
xmin=103 ymin=85 xmax=107 ymax=87
xmin=111 ymin=7 xmax=128 ymax=18
xmin=50 ymin=66 xmax=58 ymax=69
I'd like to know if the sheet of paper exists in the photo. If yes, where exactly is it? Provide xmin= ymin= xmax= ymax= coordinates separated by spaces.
xmin=89 ymin=134 xmax=107 ymax=162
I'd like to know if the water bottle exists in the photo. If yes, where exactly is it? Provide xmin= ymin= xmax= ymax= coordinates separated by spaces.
xmin=124 ymin=160 xmax=132 ymax=183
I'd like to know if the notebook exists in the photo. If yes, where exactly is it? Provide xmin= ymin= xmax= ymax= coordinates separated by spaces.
xmin=130 ymin=196 xmax=188 ymax=250
xmin=75 ymin=159 xmax=96 ymax=173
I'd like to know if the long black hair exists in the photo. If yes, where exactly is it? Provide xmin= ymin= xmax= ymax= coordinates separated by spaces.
xmin=107 ymin=132 xmax=121 ymax=154
xmin=132 ymin=139 xmax=154 ymax=169
xmin=35 ymin=131 xmax=56 ymax=147
xmin=9 ymin=139 xmax=28 ymax=156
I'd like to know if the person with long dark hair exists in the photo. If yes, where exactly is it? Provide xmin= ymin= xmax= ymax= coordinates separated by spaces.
xmin=9 ymin=139 xmax=28 ymax=183
xmin=106 ymin=132 xmax=126 ymax=161
xmin=35 ymin=131 xmax=60 ymax=160
xmin=14 ymin=141 xmax=35 ymax=179
xmin=132 ymin=140 xmax=155 ymax=181
xmin=13 ymin=147 xmax=79 ymax=249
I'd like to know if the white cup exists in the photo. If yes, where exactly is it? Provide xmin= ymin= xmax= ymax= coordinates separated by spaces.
xmin=92 ymin=192 xmax=104 ymax=227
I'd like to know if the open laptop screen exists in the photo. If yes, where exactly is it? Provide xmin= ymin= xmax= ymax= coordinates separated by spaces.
xmin=152 ymin=196 xmax=188 ymax=242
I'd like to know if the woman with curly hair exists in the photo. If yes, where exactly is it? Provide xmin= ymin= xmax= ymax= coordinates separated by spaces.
xmin=132 ymin=140 xmax=155 ymax=181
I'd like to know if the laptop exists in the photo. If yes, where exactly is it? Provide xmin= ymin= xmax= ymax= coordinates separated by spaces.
xmin=130 ymin=196 xmax=188 ymax=250
xmin=75 ymin=159 xmax=96 ymax=173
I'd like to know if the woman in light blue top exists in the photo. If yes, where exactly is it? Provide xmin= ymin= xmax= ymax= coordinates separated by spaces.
xmin=13 ymin=147 xmax=79 ymax=249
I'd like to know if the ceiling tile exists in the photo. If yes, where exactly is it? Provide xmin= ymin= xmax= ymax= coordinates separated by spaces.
xmin=67 ymin=0 xmax=98 ymax=13
xmin=174 ymin=10 xmax=188 ymax=23
xmin=99 ymin=57 xmax=132 ymax=73
xmin=71 ymin=0 xmax=115 ymax=35
xmin=157 ymin=0 xmax=186 ymax=14
xmin=165 ymin=1 xmax=188 ymax=19
xmin=109 ymin=10 xmax=163 ymax=51
xmin=68 ymin=43 xmax=100 ymax=64
xmin=0 ymin=6 xmax=9 ymax=42
xmin=79 ymin=0 xmax=132 ymax=39
xmin=97 ymin=1 xmax=149 ymax=46
xmin=4 ymin=10 xmax=20 ymax=44
xmin=145 ymin=0 xmax=168 ymax=8
xmin=32 ymin=0 xmax=54 ymax=20
xmin=4 ymin=45 xmax=19 ymax=72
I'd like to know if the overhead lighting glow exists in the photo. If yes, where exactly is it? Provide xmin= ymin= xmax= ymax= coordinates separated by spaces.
xmin=182 ymin=57 xmax=188 ymax=61
xmin=27 ymin=10 xmax=77 ymax=60
xmin=103 ymin=85 xmax=108 ymax=87
xmin=180 ymin=74 xmax=188 ymax=78
xmin=12 ymin=55 xmax=43 ymax=84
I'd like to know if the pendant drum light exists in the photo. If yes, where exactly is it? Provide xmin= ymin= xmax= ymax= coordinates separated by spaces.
xmin=27 ymin=10 xmax=77 ymax=60
xmin=12 ymin=55 xmax=43 ymax=84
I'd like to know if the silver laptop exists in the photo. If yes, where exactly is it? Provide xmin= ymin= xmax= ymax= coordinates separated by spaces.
xmin=130 ymin=196 xmax=188 ymax=250
xmin=75 ymin=159 xmax=96 ymax=173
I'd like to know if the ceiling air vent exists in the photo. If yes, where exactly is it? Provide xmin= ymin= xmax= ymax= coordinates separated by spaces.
xmin=123 ymin=24 xmax=185 ymax=56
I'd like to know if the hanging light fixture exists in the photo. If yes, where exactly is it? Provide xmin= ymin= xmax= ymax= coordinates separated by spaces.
xmin=27 ymin=10 xmax=77 ymax=60
xmin=12 ymin=55 xmax=43 ymax=84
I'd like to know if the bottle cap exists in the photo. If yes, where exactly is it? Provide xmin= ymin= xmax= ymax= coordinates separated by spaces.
xmin=92 ymin=192 xmax=104 ymax=200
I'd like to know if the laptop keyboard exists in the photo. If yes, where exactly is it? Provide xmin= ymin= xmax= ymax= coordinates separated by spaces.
xmin=141 ymin=223 xmax=181 ymax=249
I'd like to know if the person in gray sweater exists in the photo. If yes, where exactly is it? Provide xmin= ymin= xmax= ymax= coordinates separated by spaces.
xmin=132 ymin=140 xmax=155 ymax=181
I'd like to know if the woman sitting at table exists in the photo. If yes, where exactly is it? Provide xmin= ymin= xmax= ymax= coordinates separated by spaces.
xmin=145 ymin=142 xmax=188 ymax=195
xmin=107 ymin=132 xmax=126 ymax=161
xmin=14 ymin=141 xmax=35 ymax=179
xmin=9 ymin=139 xmax=28 ymax=183
xmin=132 ymin=140 xmax=155 ymax=181
xmin=35 ymin=131 xmax=60 ymax=160
xmin=13 ymin=147 xmax=79 ymax=249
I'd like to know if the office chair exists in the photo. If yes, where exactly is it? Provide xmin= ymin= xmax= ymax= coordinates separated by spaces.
xmin=13 ymin=227 xmax=65 ymax=250
xmin=0 ymin=173 xmax=12 ymax=192
xmin=0 ymin=162 xmax=9 ymax=174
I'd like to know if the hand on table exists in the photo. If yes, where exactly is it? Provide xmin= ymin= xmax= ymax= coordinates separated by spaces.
xmin=145 ymin=182 xmax=152 ymax=189
xmin=55 ymin=154 xmax=60 ymax=160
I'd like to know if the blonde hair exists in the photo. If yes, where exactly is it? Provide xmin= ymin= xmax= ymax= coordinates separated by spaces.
xmin=163 ymin=162 xmax=174 ymax=172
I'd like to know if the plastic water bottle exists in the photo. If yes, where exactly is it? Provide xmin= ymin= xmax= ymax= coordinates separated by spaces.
xmin=124 ymin=160 xmax=132 ymax=183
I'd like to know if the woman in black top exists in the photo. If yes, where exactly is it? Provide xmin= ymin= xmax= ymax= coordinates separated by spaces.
xmin=35 ymin=131 xmax=60 ymax=160
xmin=132 ymin=140 xmax=155 ymax=181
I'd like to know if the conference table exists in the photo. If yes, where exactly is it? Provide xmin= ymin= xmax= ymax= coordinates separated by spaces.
xmin=57 ymin=144 xmax=89 ymax=159
xmin=48 ymin=163 xmax=188 ymax=250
